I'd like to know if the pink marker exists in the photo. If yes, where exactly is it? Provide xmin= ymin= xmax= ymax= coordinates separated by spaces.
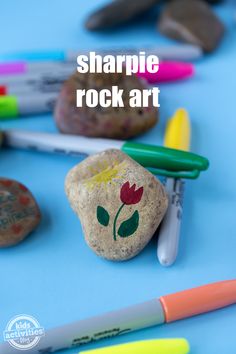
xmin=137 ymin=61 xmax=195 ymax=84
xmin=0 ymin=62 xmax=27 ymax=75
xmin=0 ymin=61 xmax=74 ymax=76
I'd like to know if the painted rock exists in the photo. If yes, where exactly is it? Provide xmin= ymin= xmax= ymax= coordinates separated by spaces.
xmin=158 ymin=0 xmax=225 ymax=53
xmin=65 ymin=149 xmax=168 ymax=261
xmin=0 ymin=178 xmax=41 ymax=247
xmin=54 ymin=71 xmax=158 ymax=139
xmin=85 ymin=0 xmax=160 ymax=30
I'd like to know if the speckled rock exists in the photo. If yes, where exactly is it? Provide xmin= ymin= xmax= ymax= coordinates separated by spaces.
xmin=85 ymin=0 xmax=160 ymax=30
xmin=65 ymin=149 xmax=168 ymax=261
xmin=158 ymin=0 xmax=225 ymax=53
xmin=54 ymin=70 xmax=158 ymax=139
xmin=0 ymin=178 xmax=41 ymax=247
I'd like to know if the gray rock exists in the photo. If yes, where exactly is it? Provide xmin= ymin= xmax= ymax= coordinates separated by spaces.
xmin=0 ymin=178 xmax=41 ymax=247
xmin=65 ymin=149 xmax=168 ymax=261
xmin=205 ymin=0 xmax=224 ymax=3
xmin=167 ymin=0 xmax=224 ymax=3
xmin=85 ymin=0 xmax=160 ymax=30
xmin=158 ymin=0 xmax=225 ymax=52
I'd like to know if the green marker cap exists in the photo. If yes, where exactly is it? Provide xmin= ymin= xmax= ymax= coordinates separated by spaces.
xmin=122 ymin=141 xmax=209 ymax=179
xmin=0 ymin=96 xmax=18 ymax=119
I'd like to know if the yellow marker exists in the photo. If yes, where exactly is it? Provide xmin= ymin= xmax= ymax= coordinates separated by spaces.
xmin=79 ymin=339 xmax=190 ymax=354
xmin=164 ymin=108 xmax=191 ymax=151
xmin=157 ymin=109 xmax=192 ymax=266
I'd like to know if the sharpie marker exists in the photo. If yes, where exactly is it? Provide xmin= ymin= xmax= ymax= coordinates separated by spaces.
xmin=0 ymin=71 xmax=72 ymax=97
xmin=0 ymin=45 xmax=203 ymax=62
xmin=137 ymin=62 xmax=194 ymax=84
xmin=0 ymin=82 xmax=62 ymax=96
xmin=3 ymin=129 xmax=208 ymax=179
xmin=157 ymin=108 xmax=191 ymax=266
xmin=0 ymin=280 xmax=235 ymax=353
xmin=158 ymin=178 xmax=185 ymax=266
xmin=0 ymin=61 xmax=75 ymax=76
xmin=0 ymin=68 xmax=73 ymax=85
xmin=0 ymin=61 xmax=194 ymax=97
xmin=0 ymin=93 xmax=57 ymax=118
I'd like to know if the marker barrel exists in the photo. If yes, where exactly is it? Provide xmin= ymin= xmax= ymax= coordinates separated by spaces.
xmin=0 ymin=300 xmax=164 ymax=353
xmin=0 ymin=45 xmax=203 ymax=62
xmin=0 ymin=83 xmax=62 ymax=96
xmin=0 ymin=280 xmax=236 ymax=353
xmin=157 ymin=178 xmax=184 ymax=266
xmin=4 ymin=130 xmax=124 ymax=154
xmin=0 ymin=61 xmax=75 ymax=76
xmin=3 ymin=130 xmax=209 ymax=179
xmin=0 ymin=93 xmax=58 ymax=119
xmin=0 ymin=71 xmax=71 ymax=96
xmin=0 ymin=68 xmax=73 ymax=85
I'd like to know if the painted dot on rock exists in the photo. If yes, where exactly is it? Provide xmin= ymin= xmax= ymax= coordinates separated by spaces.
xmin=12 ymin=224 xmax=23 ymax=235
xmin=18 ymin=183 xmax=28 ymax=192
xmin=0 ymin=180 xmax=13 ymax=187
xmin=19 ymin=195 xmax=31 ymax=206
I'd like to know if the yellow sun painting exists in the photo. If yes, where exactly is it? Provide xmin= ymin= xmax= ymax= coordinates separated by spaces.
xmin=84 ymin=160 xmax=126 ymax=190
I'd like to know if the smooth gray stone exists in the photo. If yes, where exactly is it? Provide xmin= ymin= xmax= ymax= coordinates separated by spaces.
xmin=203 ymin=0 xmax=224 ymax=3
xmin=85 ymin=0 xmax=160 ymax=30
xmin=158 ymin=0 xmax=225 ymax=53
xmin=167 ymin=0 xmax=224 ymax=3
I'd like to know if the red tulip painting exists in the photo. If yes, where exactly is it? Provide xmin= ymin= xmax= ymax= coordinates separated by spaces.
xmin=120 ymin=182 xmax=143 ymax=205
xmin=97 ymin=181 xmax=144 ymax=241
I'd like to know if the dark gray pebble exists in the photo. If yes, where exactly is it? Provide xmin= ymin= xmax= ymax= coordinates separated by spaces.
xmin=158 ymin=0 xmax=225 ymax=52
xmin=85 ymin=0 xmax=160 ymax=30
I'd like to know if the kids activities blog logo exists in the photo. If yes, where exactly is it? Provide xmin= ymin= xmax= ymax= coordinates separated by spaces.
xmin=3 ymin=314 xmax=45 ymax=350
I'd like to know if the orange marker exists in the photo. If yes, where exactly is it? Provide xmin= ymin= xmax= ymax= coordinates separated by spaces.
xmin=1 ymin=280 xmax=235 ymax=353
xmin=160 ymin=279 xmax=236 ymax=322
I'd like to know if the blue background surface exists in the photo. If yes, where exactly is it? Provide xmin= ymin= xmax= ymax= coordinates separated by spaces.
xmin=0 ymin=1 xmax=236 ymax=353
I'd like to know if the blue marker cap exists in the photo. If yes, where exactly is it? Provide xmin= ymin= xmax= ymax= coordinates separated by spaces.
xmin=0 ymin=50 xmax=66 ymax=62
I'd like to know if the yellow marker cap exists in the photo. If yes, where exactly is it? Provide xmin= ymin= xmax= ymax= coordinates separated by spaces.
xmin=79 ymin=339 xmax=190 ymax=354
xmin=164 ymin=108 xmax=191 ymax=152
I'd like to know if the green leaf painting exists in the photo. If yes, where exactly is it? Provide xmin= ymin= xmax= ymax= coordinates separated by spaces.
xmin=97 ymin=206 xmax=110 ymax=227
xmin=118 ymin=210 xmax=139 ymax=238
xmin=96 ymin=181 xmax=143 ymax=241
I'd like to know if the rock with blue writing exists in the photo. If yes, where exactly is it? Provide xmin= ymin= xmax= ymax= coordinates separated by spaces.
xmin=54 ymin=71 xmax=158 ymax=139
xmin=0 ymin=178 xmax=41 ymax=247
xmin=65 ymin=149 xmax=168 ymax=261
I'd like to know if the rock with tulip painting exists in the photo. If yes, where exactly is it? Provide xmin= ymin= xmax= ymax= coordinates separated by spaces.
xmin=0 ymin=178 xmax=41 ymax=247
xmin=65 ymin=149 xmax=168 ymax=261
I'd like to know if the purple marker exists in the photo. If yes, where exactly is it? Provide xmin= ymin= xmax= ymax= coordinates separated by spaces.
xmin=0 ymin=61 xmax=75 ymax=76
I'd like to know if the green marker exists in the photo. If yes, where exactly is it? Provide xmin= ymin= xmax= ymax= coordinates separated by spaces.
xmin=0 ymin=93 xmax=57 ymax=119
xmin=0 ymin=96 xmax=18 ymax=119
xmin=3 ymin=129 xmax=209 ymax=179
